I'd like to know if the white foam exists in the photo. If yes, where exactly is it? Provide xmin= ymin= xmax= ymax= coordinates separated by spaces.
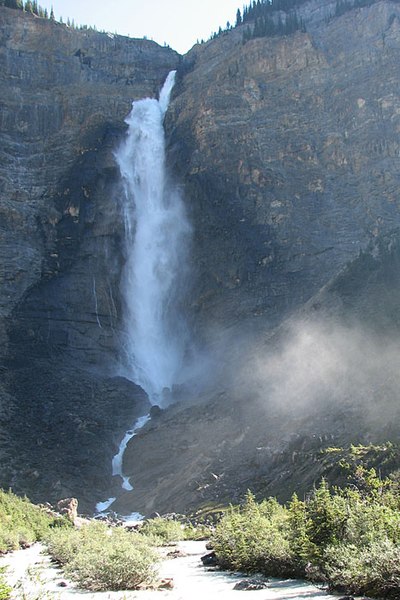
xmin=95 ymin=497 xmax=116 ymax=513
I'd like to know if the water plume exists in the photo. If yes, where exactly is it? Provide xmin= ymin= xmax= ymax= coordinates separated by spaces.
xmin=115 ymin=71 xmax=192 ymax=405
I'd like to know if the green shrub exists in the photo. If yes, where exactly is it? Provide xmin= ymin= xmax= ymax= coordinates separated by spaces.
xmin=324 ymin=539 xmax=400 ymax=597
xmin=0 ymin=568 xmax=11 ymax=600
xmin=140 ymin=517 xmax=184 ymax=545
xmin=211 ymin=481 xmax=400 ymax=598
xmin=212 ymin=492 xmax=297 ymax=577
xmin=183 ymin=523 xmax=211 ymax=540
xmin=0 ymin=489 xmax=70 ymax=552
xmin=46 ymin=522 xmax=159 ymax=591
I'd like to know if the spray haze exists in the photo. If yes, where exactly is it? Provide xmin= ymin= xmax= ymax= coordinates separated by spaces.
xmin=116 ymin=71 xmax=193 ymax=405
xmin=245 ymin=318 xmax=400 ymax=430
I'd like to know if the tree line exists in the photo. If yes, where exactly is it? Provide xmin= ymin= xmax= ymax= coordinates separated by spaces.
xmin=0 ymin=0 xmax=53 ymax=19
xmin=208 ymin=0 xmax=387 ymax=45
xmin=0 ymin=0 xmax=100 ymax=30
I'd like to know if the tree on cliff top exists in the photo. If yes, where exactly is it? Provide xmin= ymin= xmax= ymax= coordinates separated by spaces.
xmin=1 ymin=0 xmax=23 ymax=8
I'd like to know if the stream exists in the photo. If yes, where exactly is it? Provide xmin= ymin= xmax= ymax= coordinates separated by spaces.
xmin=0 ymin=540 xmax=345 ymax=599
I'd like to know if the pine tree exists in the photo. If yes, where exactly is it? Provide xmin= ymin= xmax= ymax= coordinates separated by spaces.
xmin=50 ymin=6 xmax=54 ymax=20
xmin=4 ymin=0 xmax=24 ymax=8
xmin=236 ymin=8 xmax=242 ymax=26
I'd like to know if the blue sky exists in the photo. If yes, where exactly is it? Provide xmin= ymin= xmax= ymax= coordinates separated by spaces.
xmin=38 ymin=0 xmax=243 ymax=54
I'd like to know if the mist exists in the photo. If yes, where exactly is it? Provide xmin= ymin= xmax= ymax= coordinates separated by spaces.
xmin=236 ymin=317 xmax=400 ymax=431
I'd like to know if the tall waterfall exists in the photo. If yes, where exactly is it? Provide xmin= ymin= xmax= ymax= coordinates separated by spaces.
xmin=115 ymin=71 xmax=191 ymax=405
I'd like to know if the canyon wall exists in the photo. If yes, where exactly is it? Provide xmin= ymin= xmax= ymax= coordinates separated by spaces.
xmin=0 ymin=6 xmax=178 ymax=509
xmin=1 ymin=1 xmax=400 ymax=513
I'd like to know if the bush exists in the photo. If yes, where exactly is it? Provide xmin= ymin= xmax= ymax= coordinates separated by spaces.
xmin=140 ymin=517 xmax=184 ymax=545
xmin=46 ymin=522 xmax=159 ymax=591
xmin=324 ymin=539 xmax=400 ymax=597
xmin=212 ymin=492 xmax=297 ymax=577
xmin=0 ymin=569 xmax=11 ymax=600
xmin=0 ymin=488 xmax=70 ymax=552
xmin=211 ymin=481 xmax=400 ymax=599
xmin=183 ymin=523 xmax=211 ymax=540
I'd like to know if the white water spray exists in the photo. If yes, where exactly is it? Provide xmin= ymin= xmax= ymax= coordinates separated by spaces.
xmin=116 ymin=70 xmax=192 ymax=404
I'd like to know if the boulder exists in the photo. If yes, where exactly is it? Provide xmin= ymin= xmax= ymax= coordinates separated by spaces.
xmin=233 ymin=578 xmax=269 ymax=591
xmin=56 ymin=497 xmax=78 ymax=523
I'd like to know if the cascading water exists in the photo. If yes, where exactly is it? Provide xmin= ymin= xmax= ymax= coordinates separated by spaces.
xmin=95 ymin=72 xmax=192 ymax=513
xmin=115 ymin=70 xmax=192 ymax=406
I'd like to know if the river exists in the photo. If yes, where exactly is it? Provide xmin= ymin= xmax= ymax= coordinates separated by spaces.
xmin=0 ymin=540 xmax=345 ymax=599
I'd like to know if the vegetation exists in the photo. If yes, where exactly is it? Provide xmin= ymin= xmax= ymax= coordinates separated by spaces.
xmin=139 ymin=517 xmax=184 ymax=545
xmin=212 ymin=469 xmax=400 ymax=598
xmin=0 ymin=569 xmax=11 ymax=600
xmin=0 ymin=0 xmax=95 ymax=31
xmin=46 ymin=522 xmax=159 ymax=592
xmin=0 ymin=0 xmax=48 ymax=18
xmin=0 ymin=489 xmax=69 ymax=553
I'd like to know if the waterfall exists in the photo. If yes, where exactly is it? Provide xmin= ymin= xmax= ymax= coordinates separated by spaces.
xmin=115 ymin=71 xmax=191 ymax=405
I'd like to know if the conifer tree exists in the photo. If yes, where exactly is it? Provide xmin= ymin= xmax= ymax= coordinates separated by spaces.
xmin=3 ymin=0 xmax=23 ymax=8
xmin=236 ymin=8 xmax=242 ymax=26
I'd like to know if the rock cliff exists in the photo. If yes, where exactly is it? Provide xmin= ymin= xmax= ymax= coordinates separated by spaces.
xmin=1 ymin=1 xmax=400 ymax=514
xmin=120 ymin=0 xmax=400 ymax=514
xmin=168 ymin=0 xmax=400 ymax=332
xmin=0 ymin=6 xmax=179 ymax=510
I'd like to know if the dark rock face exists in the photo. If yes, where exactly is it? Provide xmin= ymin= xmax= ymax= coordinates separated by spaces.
xmin=0 ymin=7 xmax=179 ymax=510
xmin=168 ymin=0 xmax=400 ymax=332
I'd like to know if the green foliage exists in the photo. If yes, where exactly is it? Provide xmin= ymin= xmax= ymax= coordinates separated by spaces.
xmin=212 ymin=479 xmax=400 ymax=598
xmin=324 ymin=540 xmax=400 ymax=597
xmin=212 ymin=491 xmax=297 ymax=576
xmin=240 ymin=0 xmax=307 ymax=41
xmin=183 ymin=523 xmax=211 ymax=540
xmin=0 ymin=569 xmax=11 ymax=600
xmin=140 ymin=517 xmax=184 ymax=545
xmin=46 ymin=522 xmax=159 ymax=592
xmin=0 ymin=489 xmax=70 ymax=553
xmin=1 ymin=0 xmax=23 ymax=8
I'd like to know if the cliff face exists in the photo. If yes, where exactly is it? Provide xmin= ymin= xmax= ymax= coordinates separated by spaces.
xmin=168 ymin=0 xmax=400 ymax=332
xmin=0 ymin=7 xmax=179 ymax=510
xmin=118 ymin=0 xmax=400 ymax=514
xmin=1 ymin=1 xmax=400 ymax=514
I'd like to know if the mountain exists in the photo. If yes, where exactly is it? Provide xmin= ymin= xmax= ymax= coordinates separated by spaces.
xmin=1 ymin=1 xmax=400 ymax=514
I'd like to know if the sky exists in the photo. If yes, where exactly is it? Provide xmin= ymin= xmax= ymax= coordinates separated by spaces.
xmin=38 ymin=0 xmax=243 ymax=54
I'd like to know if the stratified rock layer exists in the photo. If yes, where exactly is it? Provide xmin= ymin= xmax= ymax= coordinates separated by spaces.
xmin=168 ymin=0 xmax=400 ymax=332
xmin=0 ymin=7 xmax=179 ymax=511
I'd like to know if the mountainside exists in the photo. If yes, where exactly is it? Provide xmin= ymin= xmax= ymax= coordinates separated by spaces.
xmin=1 ymin=1 xmax=400 ymax=514
xmin=0 ymin=6 xmax=178 ymax=509
xmin=168 ymin=0 xmax=400 ymax=331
